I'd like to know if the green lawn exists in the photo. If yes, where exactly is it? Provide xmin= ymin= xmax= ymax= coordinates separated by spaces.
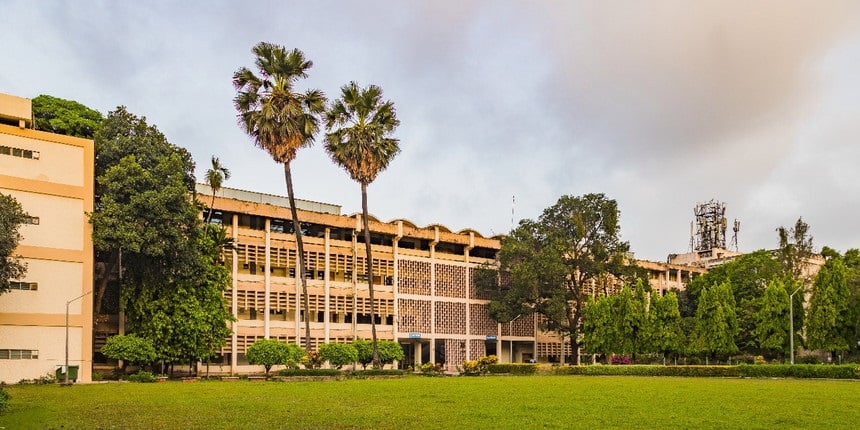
xmin=1 ymin=376 xmax=858 ymax=429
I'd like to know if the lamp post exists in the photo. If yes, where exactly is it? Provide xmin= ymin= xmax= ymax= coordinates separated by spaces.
xmin=789 ymin=285 xmax=803 ymax=365
xmin=65 ymin=290 xmax=92 ymax=385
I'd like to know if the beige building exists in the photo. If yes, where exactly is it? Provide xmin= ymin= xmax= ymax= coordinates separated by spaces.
xmin=0 ymin=93 xmax=94 ymax=383
xmin=198 ymin=184 xmax=709 ymax=371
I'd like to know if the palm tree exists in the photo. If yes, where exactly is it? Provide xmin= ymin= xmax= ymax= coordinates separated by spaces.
xmin=205 ymin=156 xmax=231 ymax=224
xmin=233 ymin=42 xmax=326 ymax=351
xmin=324 ymin=82 xmax=400 ymax=368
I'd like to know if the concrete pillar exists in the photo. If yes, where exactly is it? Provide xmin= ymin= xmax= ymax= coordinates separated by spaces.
xmin=264 ymin=219 xmax=271 ymax=339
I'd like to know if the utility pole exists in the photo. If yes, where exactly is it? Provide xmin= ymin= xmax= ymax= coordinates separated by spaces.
xmin=65 ymin=290 xmax=92 ymax=385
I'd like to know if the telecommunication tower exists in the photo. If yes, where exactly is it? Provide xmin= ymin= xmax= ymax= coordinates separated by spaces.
xmin=691 ymin=200 xmax=729 ymax=251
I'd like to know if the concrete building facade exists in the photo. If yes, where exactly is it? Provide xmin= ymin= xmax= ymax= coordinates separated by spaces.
xmin=0 ymin=93 xmax=94 ymax=383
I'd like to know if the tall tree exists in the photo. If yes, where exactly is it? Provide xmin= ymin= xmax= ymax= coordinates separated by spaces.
xmin=613 ymin=283 xmax=647 ymax=357
xmin=642 ymin=291 xmax=684 ymax=364
xmin=204 ymin=156 xmax=231 ymax=224
xmin=776 ymin=217 xmax=815 ymax=280
xmin=0 ymin=193 xmax=29 ymax=295
xmin=481 ymin=194 xmax=632 ymax=364
xmin=753 ymin=278 xmax=791 ymax=357
xmin=90 ymin=107 xmax=231 ymax=368
xmin=32 ymin=94 xmax=103 ymax=139
xmin=233 ymin=42 xmax=326 ymax=351
xmin=690 ymin=281 xmax=739 ymax=361
xmin=806 ymin=253 xmax=853 ymax=358
xmin=91 ymin=106 xmax=196 ymax=315
xmin=324 ymin=81 xmax=400 ymax=368
xmin=581 ymin=294 xmax=617 ymax=360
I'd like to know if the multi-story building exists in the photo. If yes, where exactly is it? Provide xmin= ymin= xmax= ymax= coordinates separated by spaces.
xmin=199 ymin=184 xmax=709 ymax=371
xmin=0 ymin=93 xmax=94 ymax=383
xmin=198 ymin=183 xmax=520 ymax=373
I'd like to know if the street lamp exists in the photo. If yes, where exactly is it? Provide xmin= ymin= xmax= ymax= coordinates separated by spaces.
xmin=789 ymin=285 xmax=803 ymax=365
xmin=64 ymin=290 xmax=92 ymax=385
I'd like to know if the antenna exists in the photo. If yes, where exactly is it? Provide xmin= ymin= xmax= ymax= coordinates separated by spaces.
xmin=731 ymin=219 xmax=740 ymax=251
xmin=511 ymin=195 xmax=516 ymax=233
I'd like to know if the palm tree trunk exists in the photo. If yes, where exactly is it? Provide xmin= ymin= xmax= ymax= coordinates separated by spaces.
xmin=206 ymin=192 xmax=216 ymax=224
xmin=283 ymin=161 xmax=312 ymax=352
xmin=362 ymin=182 xmax=381 ymax=368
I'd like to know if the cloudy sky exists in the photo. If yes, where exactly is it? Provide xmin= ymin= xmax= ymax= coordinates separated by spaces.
xmin=3 ymin=1 xmax=859 ymax=261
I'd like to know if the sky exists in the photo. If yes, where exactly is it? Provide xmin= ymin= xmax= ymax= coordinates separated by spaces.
xmin=2 ymin=1 xmax=859 ymax=261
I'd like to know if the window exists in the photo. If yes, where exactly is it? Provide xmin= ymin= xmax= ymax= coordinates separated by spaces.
xmin=25 ymin=216 xmax=39 ymax=225
xmin=0 ymin=145 xmax=40 ymax=160
xmin=0 ymin=349 xmax=39 ymax=359
xmin=10 ymin=281 xmax=38 ymax=291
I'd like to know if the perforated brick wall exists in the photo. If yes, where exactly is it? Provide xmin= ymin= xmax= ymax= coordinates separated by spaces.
xmin=397 ymin=260 xmax=432 ymax=295
xmin=435 ymin=301 xmax=466 ymax=334
xmin=435 ymin=263 xmax=466 ymax=298
xmin=397 ymin=298 xmax=431 ymax=332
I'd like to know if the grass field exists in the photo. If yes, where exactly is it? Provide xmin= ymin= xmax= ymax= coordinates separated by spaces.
xmin=1 ymin=375 xmax=859 ymax=429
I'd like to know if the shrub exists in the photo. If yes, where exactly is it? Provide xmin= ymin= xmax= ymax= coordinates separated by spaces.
xmin=302 ymin=350 xmax=324 ymax=369
xmin=553 ymin=365 xmax=740 ymax=377
xmin=419 ymin=362 xmax=445 ymax=375
xmin=799 ymin=355 xmax=822 ymax=365
xmin=352 ymin=339 xmax=405 ymax=369
xmin=610 ymin=355 xmax=632 ymax=365
xmin=246 ymin=339 xmax=303 ymax=374
xmin=460 ymin=355 xmax=499 ymax=375
xmin=352 ymin=339 xmax=373 ymax=369
xmin=319 ymin=343 xmax=358 ymax=369
xmin=738 ymin=364 xmax=860 ymax=379
xmin=352 ymin=369 xmax=405 ymax=377
xmin=101 ymin=335 xmax=157 ymax=370
xmin=277 ymin=368 xmax=341 ymax=377
xmin=0 ymin=386 xmax=9 ymax=414
xmin=127 ymin=370 xmax=157 ymax=383
xmin=487 ymin=364 xmax=538 ymax=375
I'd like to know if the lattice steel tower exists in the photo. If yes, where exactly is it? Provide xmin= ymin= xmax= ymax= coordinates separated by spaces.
xmin=691 ymin=200 xmax=728 ymax=251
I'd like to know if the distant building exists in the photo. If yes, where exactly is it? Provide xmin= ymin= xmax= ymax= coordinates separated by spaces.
xmin=0 ymin=94 xmax=94 ymax=383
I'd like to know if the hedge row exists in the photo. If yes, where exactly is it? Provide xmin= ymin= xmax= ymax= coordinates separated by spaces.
xmin=552 ymin=364 xmax=860 ymax=379
xmin=486 ymin=364 xmax=539 ymax=375
xmin=553 ymin=365 xmax=740 ymax=377
xmin=738 ymin=364 xmax=860 ymax=379
xmin=277 ymin=368 xmax=341 ymax=377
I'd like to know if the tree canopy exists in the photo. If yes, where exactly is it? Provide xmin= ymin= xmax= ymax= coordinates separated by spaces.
xmin=479 ymin=193 xmax=633 ymax=364
xmin=90 ymin=106 xmax=232 ymax=366
xmin=0 ymin=193 xmax=29 ymax=295
xmin=32 ymin=94 xmax=103 ymax=139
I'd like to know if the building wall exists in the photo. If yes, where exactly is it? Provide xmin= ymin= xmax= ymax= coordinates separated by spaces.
xmin=0 ymin=94 xmax=94 ymax=383
xmin=202 ymin=185 xmax=512 ymax=373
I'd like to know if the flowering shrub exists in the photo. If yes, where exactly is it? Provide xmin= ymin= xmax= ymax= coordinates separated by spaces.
xmin=461 ymin=355 xmax=499 ymax=375
xmin=419 ymin=362 xmax=444 ymax=375
xmin=610 ymin=355 xmax=631 ymax=365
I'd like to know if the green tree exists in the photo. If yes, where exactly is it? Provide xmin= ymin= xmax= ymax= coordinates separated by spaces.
xmin=581 ymin=294 xmax=618 ymax=360
xmin=377 ymin=340 xmax=405 ymax=367
xmin=482 ymin=194 xmax=632 ymax=364
xmin=325 ymin=82 xmax=400 ymax=368
xmin=752 ymin=279 xmax=791 ymax=357
xmin=32 ymin=94 xmax=103 ymax=139
xmin=233 ymin=42 xmax=326 ymax=351
xmin=685 ymin=250 xmax=782 ymax=353
xmin=614 ymin=282 xmax=647 ymax=357
xmin=246 ymin=339 xmax=291 ymax=374
xmin=319 ymin=343 xmax=359 ymax=369
xmin=0 ymin=193 xmax=29 ymax=295
xmin=100 ymin=334 xmax=157 ymax=372
xmin=806 ymin=254 xmax=853 ymax=357
xmin=352 ymin=339 xmax=374 ymax=369
xmin=642 ymin=291 xmax=684 ymax=364
xmin=690 ymin=281 xmax=739 ymax=361
xmin=204 ymin=156 xmax=231 ymax=224
xmin=90 ymin=107 xmax=232 ymax=369
xmin=776 ymin=217 xmax=815 ymax=280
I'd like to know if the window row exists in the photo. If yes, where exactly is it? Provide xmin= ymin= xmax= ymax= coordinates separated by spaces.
xmin=0 ymin=349 xmax=39 ymax=359
xmin=0 ymin=145 xmax=40 ymax=160
xmin=9 ymin=281 xmax=38 ymax=291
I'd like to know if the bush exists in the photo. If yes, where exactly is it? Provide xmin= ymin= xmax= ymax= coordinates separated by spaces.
xmin=610 ymin=355 xmax=631 ymax=365
xmin=246 ymin=340 xmax=304 ymax=374
xmin=352 ymin=369 xmax=405 ymax=377
xmin=277 ymin=368 xmax=341 ymax=377
xmin=419 ymin=362 xmax=445 ymax=375
xmin=101 ymin=335 xmax=156 ymax=369
xmin=738 ymin=364 xmax=860 ymax=379
xmin=0 ymin=386 xmax=9 ymax=414
xmin=352 ymin=339 xmax=405 ymax=369
xmin=127 ymin=370 xmax=157 ymax=383
xmin=319 ymin=343 xmax=358 ymax=369
xmin=487 ymin=364 xmax=538 ymax=375
xmin=553 ymin=365 xmax=740 ymax=377
xmin=461 ymin=355 xmax=499 ymax=375
xmin=302 ymin=350 xmax=324 ymax=369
